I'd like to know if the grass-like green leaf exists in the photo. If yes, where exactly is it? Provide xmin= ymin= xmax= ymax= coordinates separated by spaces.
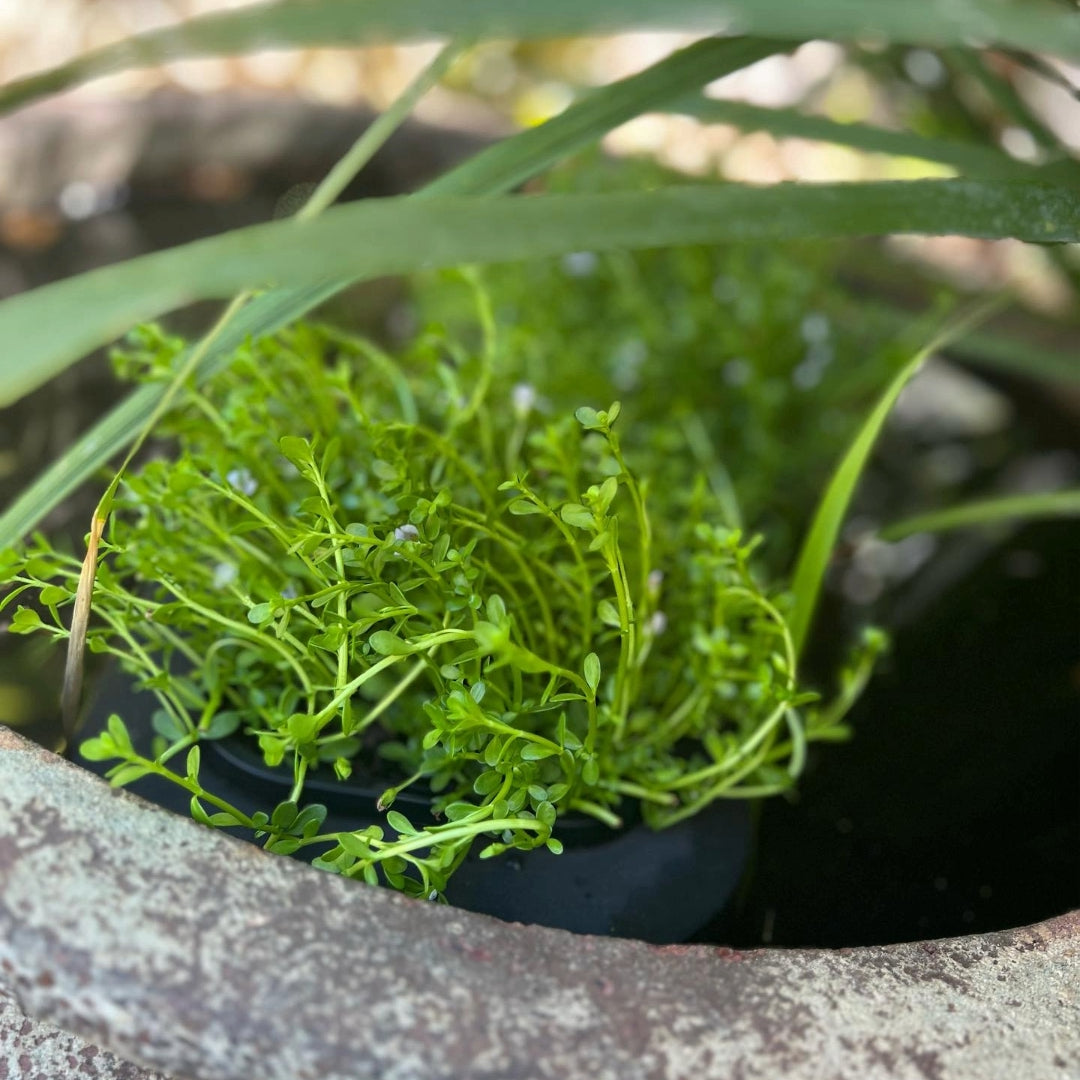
xmin=944 ymin=47 xmax=1064 ymax=156
xmin=832 ymin=295 xmax=1080 ymax=384
xmin=671 ymin=96 xmax=1080 ymax=182
xmin=5 ymin=179 xmax=1079 ymax=410
xmin=787 ymin=305 xmax=996 ymax=656
xmin=881 ymin=489 xmax=1080 ymax=540
xmin=0 ymin=35 xmax=772 ymax=548
xmin=426 ymin=37 xmax=781 ymax=198
xmin=6 ymin=0 xmax=1080 ymax=116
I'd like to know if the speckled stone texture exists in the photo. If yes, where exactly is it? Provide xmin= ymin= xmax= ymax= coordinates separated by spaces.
xmin=1 ymin=984 xmax=172 ymax=1080
xmin=0 ymin=726 xmax=1076 ymax=1080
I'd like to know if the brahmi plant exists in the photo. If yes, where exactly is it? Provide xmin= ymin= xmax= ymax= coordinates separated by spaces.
xmin=0 ymin=0 xmax=1077 ymax=904
xmin=2 ymin=307 xmax=884 ymax=899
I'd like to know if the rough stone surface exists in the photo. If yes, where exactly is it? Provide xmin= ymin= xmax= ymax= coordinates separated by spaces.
xmin=1 ymin=983 xmax=172 ymax=1080
xmin=0 ymin=726 xmax=1077 ymax=1080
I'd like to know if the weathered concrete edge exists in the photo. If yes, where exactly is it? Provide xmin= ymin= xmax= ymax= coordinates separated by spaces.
xmin=1 ymin=983 xmax=174 ymax=1080
xmin=0 ymin=726 xmax=1076 ymax=1080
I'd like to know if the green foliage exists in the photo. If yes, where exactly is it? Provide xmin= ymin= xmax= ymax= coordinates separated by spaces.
xmin=1 ymin=21 xmax=1076 ymax=549
xmin=0 ymin=36 xmax=774 ymax=544
xmin=669 ymin=96 xmax=1077 ymax=182
xmin=2 ymin=311 xmax=883 ymax=897
xmin=882 ymin=488 xmax=1080 ymax=540
xmin=412 ymin=156 xmax=934 ymax=564
xmin=2 ymin=179 xmax=1077 ymax=411
xmin=0 ymin=0 xmax=1076 ymax=907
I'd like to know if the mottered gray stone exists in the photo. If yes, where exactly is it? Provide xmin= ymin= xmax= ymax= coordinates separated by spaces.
xmin=0 ymin=727 xmax=1076 ymax=1080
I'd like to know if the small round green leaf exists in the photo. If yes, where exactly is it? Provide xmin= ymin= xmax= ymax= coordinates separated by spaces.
xmin=386 ymin=810 xmax=417 ymax=836
xmin=369 ymin=630 xmax=414 ymax=656
xmin=560 ymin=503 xmax=594 ymax=530
xmin=583 ymin=652 xmax=601 ymax=693
xmin=520 ymin=743 xmax=556 ymax=762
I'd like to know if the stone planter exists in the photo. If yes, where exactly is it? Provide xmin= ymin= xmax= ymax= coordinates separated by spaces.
xmin=0 ymin=727 xmax=1077 ymax=1080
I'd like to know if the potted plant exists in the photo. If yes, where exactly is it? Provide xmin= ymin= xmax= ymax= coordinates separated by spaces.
xmin=3 ymin=285 xmax=896 ymax=941
xmin=0 ymin=3 xmax=1077 ymax=957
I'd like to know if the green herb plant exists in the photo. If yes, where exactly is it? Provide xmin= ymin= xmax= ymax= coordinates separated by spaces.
xmin=1 ymin=297 xmax=885 ymax=900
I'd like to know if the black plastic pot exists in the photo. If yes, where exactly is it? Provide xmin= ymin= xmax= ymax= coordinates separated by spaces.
xmin=81 ymin=672 xmax=749 ymax=944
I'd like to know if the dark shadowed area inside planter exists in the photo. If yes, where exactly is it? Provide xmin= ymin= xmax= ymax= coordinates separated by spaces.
xmin=695 ymin=516 xmax=1079 ymax=948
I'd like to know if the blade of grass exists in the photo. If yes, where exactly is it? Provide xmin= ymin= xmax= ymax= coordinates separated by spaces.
xmin=299 ymin=41 xmax=468 ymax=218
xmin=426 ymin=37 xmax=783 ymax=197
xmin=4 ymin=179 xmax=1080 ymax=411
xmin=881 ymin=489 xmax=1080 ymax=540
xmin=105 ymin=36 xmax=465 ymax=503
xmin=6 ymin=0 xmax=1080 ymax=117
xmin=0 ymin=283 xmax=336 ymax=550
xmin=999 ymin=48 xmax=1080 ymax=102
xmin=936 ymin=44 xmax=1080 ymax=304
xmin=787 ymin=301 xmax=1001 ymax=657
xmin=671 ymin=96 xmax=1080 ymax=181
xmin=944 ymin=47 xmax=1063 ymax=154
xmin=60 ymin=513 xmax=104 ymax=743
xmin=0 ymin=35 xmax=778 ymax=549
xmin=946 ymin=329 xmax=1080 ymax=383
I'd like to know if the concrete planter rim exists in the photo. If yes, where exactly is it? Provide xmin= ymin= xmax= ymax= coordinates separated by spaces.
xmin=0 ymin=725 xmax=1076 ymax=1080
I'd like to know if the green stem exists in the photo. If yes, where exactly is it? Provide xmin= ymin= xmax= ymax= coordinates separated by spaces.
xmin=569 ymin=798 xmax=623 ymax=829
xmin=159 ymin=578 xmax=315 ymax=697
xmin=598 ymin=779 xmax=677 ymax=806
xmin=349 ymin=656 xmax=427 ymax=735
xmin=660 ymin=701 xmax=788 ymax=792
xmin=345 ymin=816 xmax=546 ymax=865
xmin=299 ymin=41 xmax=467 ymax=219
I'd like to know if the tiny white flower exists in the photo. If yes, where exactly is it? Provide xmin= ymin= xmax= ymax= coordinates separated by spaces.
xmin=648 ymin=610 xmax=668 ymax=636
xmin=212 ymin=561 xmax=238 ymax=588
xmin=394 ymin=524 xmax=420 ymax=542
xmin=226 ymin=467 xmax=258 ymax=496
xmin=511 ymin=382 xmax=537 ymax=419
xmin=647 ymin=569 xmax=664 ymax=597
xmin=562 ymin=251 xmax=597 ymax=277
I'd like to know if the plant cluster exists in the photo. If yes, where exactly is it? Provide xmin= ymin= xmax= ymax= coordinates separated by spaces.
xmin=1 ymin=302 xmax=882 ymax=899
xmin=412 ymin=155 xmax=924 ymax=565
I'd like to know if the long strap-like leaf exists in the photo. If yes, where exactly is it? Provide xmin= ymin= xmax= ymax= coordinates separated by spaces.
xmin=787 ymin=302 xmax=1002 ymax=656
xmin=671 ymin=96 xmax=1080 ymax=183
xmin=881 ymin=489 xmax=1080 ymax=540
xmin=5 ymin=0 xmax=1080 ymax=117
xmin=5 ymin=179 xmax=1080 ymax=413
